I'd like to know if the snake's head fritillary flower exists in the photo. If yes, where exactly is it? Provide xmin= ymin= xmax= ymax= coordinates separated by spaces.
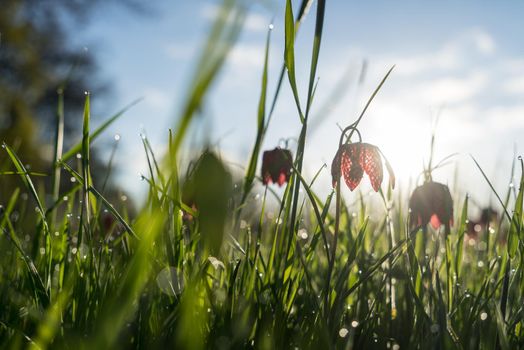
xmin=331 ymin=142 xmax=395 ymax=192
xmin=261 ymin=148 xmax=293 ymax=186
xmin=409 ymin=181 xmax=453 ymax=232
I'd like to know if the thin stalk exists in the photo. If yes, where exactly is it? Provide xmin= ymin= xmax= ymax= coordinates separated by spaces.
xmin=50 ymin=88 xmax=64 ymax=227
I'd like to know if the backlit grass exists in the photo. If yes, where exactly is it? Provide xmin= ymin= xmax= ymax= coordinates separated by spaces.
xmin=0 ymin=1 xmax=523 ymax=349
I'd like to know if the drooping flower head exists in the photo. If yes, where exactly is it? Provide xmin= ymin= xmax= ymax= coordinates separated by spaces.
xmin=331 ymin=122 xmax=395 ymax=194
xmin=261 ymin=147 xmax=293 ymax=186
xmin=409 ymin=181 xmax=453 ymax=233
xmin=331 ymin=142 xmax=395 ymax=192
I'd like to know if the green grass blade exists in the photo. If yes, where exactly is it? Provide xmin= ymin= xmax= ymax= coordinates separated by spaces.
xmin=508 ymin=157 xmax=523 ymax=258
xmin=305 ymin=0 xmax=325 ymax=117
xmin=59 ymin=161 xmax=139 ymax=239
xmin=284 ymin=0 xmax=304 ymax=122
xmin=61 ymin=98 xmax=142 ymax=162
xmin=240 ymin=25 xmax=271 ymax=208
xmin=455 ymin=196 xmax=468 ymax=279
xmin=171 ymin=0 xmax=245 ymax=155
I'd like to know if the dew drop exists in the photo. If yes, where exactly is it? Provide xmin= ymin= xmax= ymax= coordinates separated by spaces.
xmin=339 ymin=328 xmax=349 ymax=338
xmin=114 ymin=134 xmax=121 ymax=141
xmin=268 ymin=23 xmax=274 ymax=30
xmin=298 ymin=229 xmax=308 ymax=240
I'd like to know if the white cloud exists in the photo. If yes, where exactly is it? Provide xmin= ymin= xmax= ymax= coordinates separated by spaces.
xmin=503 ymin=77 xmax=524 ymax=95
xmin=415 ymin=73 xmax=488 ymax=105
xmin=200 ymin=3 xmax=269 ymax=32
xmin=228 ymin=43 xmax=265 ymax=67
xmin=471 ymin=29 xmax=496 ymax=55
xmin=368 ymin=29 xmax=496 ymax=78
xmin=485 ymin=105 xmax=524 ymax=131
xmin=164 ymin=43 xmax=194 ymax=60
xmin=244 ymin=12 xmax=270 ymax=32
xmin=142 ymin=87 xmax=171 ymax=111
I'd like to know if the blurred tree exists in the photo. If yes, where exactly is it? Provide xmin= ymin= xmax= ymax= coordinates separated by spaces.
xmin=0 ymin=0 xmax=143 ymax=203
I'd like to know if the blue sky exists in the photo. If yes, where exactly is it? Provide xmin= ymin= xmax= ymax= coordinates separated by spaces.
xmin=79 ymin=0 xmax=524 ymax=209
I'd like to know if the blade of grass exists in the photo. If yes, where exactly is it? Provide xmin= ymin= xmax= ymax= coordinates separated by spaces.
xmin=61 ymin=98 xmax=142 ymax=162
xmin=170 ymin=0 xmax=245 ymax=155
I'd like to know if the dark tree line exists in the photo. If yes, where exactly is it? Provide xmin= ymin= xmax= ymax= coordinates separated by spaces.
xmin=0 ymin=0 xmax=143 ymax=204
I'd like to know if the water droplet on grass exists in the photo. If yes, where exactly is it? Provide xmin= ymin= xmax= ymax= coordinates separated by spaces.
xmin=298 ymin=229 xmax=308 ymax=240
xmin=339 ymin=328 xmax=349 ymax=338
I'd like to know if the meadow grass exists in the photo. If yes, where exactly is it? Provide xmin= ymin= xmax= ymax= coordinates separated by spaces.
xmin=0 ymin=0 xmax=523 ymax=349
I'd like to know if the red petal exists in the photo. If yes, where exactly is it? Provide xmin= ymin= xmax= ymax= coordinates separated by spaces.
xmin=359 ymin=144 xmax=383 ymax=192
xmin=341 ymin=145 xmax=363 ymax=191
xmin=430 ymin=214 xmax=441 ymax=229
xmin=277 ymin=173 xmax=286 ymax=186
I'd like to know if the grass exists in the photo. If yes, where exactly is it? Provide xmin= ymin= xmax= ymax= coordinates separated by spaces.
xmin=1 ymin=0 xmax=523 ymax=349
